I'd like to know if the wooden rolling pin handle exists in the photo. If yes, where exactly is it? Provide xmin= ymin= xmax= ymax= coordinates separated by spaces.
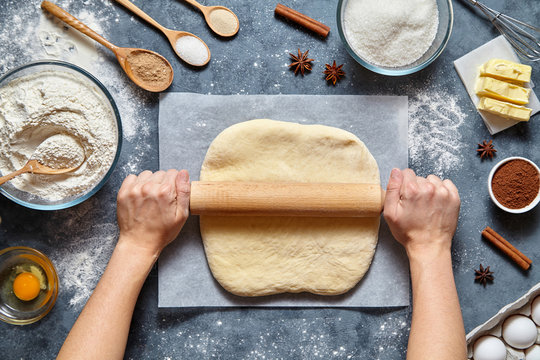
xmin=190 ymin=181 xmax=385 ymax=217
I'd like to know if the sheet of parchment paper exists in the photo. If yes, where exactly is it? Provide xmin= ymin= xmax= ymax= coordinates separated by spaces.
xmin=158 ymin=93 xmax=409 ymax=307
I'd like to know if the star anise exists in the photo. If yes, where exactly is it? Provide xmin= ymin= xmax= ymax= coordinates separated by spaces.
xmin=323 ymin=61 xmax=345 ymax=85
xmin=289 ymin=49 xmax=314 ymax=76
xmin=477 ymin=140 xmax=496 ymax=160
xmin=474 ymin=264 xmax=494 ymax=286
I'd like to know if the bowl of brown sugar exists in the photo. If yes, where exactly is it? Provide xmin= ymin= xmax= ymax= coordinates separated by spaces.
xmin=488 ymin=157 xmax=540 ymax=213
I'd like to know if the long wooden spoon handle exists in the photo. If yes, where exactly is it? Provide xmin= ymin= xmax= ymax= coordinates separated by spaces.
xmin=113 ymin=0 xmax=167 ymax=32
xmin=41 ymin=1 xmax=118 ymax=51
xmin=0 ymin=166 xmax=30 ymax=186
xmin=182 ymin=0 xmax=208 ymax=14
xmin=190 ymin=181 xmax=385 ymax=217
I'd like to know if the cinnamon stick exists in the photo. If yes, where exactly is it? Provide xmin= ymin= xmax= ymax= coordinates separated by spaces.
xmin=275 ymin=3 xmax=330 ymax=38
xmin=481 ymin=226 xmax=532 ymax=270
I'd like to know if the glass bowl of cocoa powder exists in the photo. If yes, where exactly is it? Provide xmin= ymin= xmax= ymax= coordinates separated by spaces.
xmin=488 ymin=157 xmax=540 ymax=214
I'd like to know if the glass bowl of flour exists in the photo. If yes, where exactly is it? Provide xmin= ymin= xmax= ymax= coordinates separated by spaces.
xmin=337 ymin=0 xmax=453 ymax=76
xmin=0 ymin=61 xmax=122 ymax=210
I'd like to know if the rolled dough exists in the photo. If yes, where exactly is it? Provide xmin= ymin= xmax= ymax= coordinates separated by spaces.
xmin=199 ymin=119 xmax=380 ymax=296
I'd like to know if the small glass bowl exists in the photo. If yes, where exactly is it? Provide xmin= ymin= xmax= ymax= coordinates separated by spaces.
xmin=337 ymin=0 xmax=454 ymax=76
xmin=488 ymin=157 xmax=540 ymax=214
xmin=0 ymin=60 xmax=122 ymax=210
xmin=0 ymin=246 xmax=59 ymax=325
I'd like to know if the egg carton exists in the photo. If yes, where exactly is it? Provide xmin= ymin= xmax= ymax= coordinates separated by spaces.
xmin=467 ymin=282 xmax=540 ymax=359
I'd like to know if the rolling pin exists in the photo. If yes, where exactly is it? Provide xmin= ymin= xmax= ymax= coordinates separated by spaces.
xmin=190 ymin=182 xmax=385 ymax=217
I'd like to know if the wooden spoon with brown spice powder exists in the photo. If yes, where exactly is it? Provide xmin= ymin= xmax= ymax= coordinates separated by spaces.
xmin=41 ymin=1 xmax=173 ymax=92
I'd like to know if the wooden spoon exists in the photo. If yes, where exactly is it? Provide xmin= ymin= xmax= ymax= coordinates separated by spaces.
xmin=114 ymin=0 xmax=210 ymax=66
xmin=41 ymin=1 xmax=173 ymax=92
xmin=183 ymin=0 xmax=239 ymax=37
xmin=0 ymin=160 xmax=79 ymax=186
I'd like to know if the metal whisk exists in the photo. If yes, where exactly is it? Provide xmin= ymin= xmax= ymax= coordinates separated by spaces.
xmin=467 ymin=0 xmax=540 ymax=62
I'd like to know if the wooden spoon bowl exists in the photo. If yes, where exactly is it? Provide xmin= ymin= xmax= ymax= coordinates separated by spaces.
xmin=203 ymin=6 xmax=240 ymax=37
xmin=183 ymin=0 xmax=240 ymax=37
xmin=115 ymin=48 xmax=174 ymax=92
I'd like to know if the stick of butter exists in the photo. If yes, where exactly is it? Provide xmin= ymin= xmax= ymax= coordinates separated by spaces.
xmin=477 ymin=97 xmax=532 ymax=122
xmin=476 ymin=76 xmax=531 ymax=105
xmin=479 ymin=59 xmax=532 ymax=84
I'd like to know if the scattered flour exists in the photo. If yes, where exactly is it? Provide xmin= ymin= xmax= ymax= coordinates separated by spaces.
xmin=0 ymin=70 xmax=118 ymax=201
xmin=51 ymin=220 xmax=118 ymax=309
xmin=409 ymin=88 xmax=467 ymax=177
xmin=37 ymin=11 xmax=101 ymax=72
xmin=159 ymin=314 xmax=409 ymax=359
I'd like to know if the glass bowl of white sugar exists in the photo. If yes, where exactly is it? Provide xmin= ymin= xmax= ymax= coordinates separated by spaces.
xmin=337 ymin=0 xmax=453 ymax=76
xmin=0 ymin=61 xmax=122 ymax=210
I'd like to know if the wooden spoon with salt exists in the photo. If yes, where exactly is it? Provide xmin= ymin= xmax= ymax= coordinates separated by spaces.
xmin=0 ymin=160 xmax=79 ymax=186
xmin=113 ymin=0 xmax=211 ymax=67
xmin=41 ymin=1 xmax=173 ymax=92
xmin=182 ymin=0 xmax=239 ymax=37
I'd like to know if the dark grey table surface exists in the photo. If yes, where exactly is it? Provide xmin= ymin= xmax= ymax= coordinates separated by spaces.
xmin=0 ymin=0 xmax=539 ymax=358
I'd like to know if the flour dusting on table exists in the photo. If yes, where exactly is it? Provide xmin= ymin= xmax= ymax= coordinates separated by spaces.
xmin=51 ymin=220 xmax=117 ymax=309
xmin=409 ymin=88 xmax=467 ymax=177
xmin=153 ymin=313 xmax=409 ymax=358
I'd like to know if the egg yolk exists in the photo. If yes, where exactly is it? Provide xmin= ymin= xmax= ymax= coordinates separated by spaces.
xmin=13 ymin=272 xmax=41 ymax=301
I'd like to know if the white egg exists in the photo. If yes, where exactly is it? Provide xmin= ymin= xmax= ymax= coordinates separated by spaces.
xmin=502 ymin=314 xmax=538 ymax=349
xmin=526 ymin=345 xmax=540 ymax=360
xmin=531 ymin=296 xmax=540 ymax=326
xmin=473 ymin=335 xmax=506 ymax=360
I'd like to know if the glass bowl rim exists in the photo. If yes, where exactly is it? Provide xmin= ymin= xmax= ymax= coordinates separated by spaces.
xmin=0 ymin=246 xmax=59 ymax=325
xmin=336 ymin=0 xmax=454 ymax=76
xmin=0 ymin=60 xmax=123 ymax=210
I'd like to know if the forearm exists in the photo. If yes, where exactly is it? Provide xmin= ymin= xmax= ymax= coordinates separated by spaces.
xmin=57 ymin=238 xmax=157 ymax=360
xmin=406 ymin=246 xmax=466 ymax=360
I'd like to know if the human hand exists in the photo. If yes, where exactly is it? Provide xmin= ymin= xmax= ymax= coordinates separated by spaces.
xmin=116 ymin=169 xmax=191 ymax=257
xmin=383 ymin=169 xmax=460 ymax=259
